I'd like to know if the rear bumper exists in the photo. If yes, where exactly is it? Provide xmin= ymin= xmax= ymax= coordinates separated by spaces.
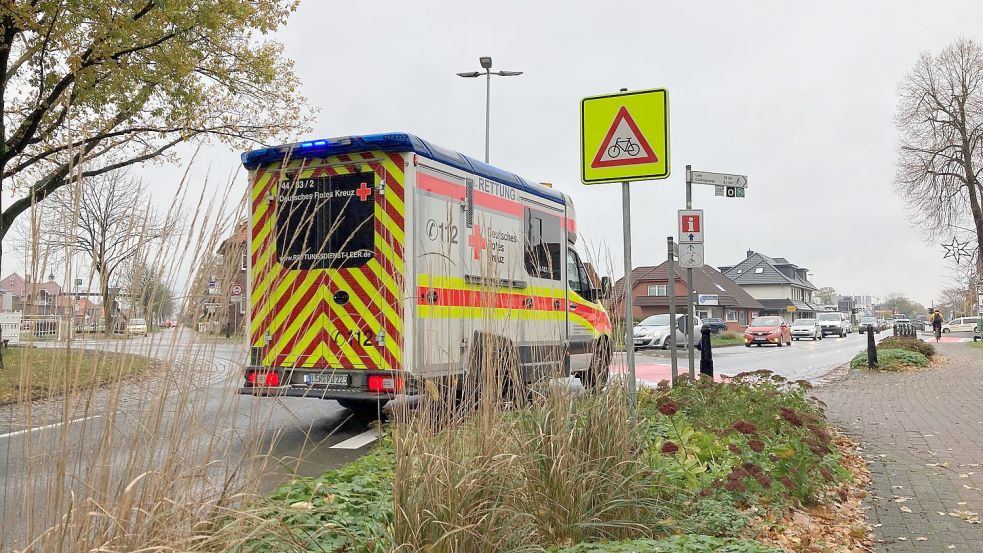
xmin=238 ymin=386 xmax=394 ymax=401
xmin=238 ymin=367 xmax=414 ymax=400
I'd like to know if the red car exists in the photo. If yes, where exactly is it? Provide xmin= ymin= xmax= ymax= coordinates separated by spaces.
xmin=744 ymin=316 xmax=792 ymax=347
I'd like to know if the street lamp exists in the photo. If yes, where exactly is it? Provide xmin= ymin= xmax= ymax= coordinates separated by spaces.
xmin=456 ymin=56 xmax=523 ymax=163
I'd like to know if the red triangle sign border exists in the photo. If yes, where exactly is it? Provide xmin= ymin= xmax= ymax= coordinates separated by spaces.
xmin=590 ymin=106 xmax=659 ymax=169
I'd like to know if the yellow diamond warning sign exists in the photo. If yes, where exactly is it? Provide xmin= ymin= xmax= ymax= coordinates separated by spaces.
xmin=581 ymin=88 xmax=670 ymax=184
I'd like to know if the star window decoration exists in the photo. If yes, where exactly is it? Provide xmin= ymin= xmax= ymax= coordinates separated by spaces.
xmin=941 ymin=237 xmax=972 ymax=264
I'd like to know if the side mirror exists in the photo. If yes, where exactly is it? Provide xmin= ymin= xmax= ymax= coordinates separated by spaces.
xmin=600 ymin=276 xmax=612 ymax=299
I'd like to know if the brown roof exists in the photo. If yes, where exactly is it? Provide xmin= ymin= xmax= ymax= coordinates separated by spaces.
xmin=615 ymin=262 xmax=764 ymax=310
xmin=217 ymin=219 xmax=248 ymax=255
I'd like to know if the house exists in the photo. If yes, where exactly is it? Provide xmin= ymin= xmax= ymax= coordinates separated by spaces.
xmin=216 ymin=219 xmax=248 ymax=334
xmin=2 ymin=272 xmax=62 ymax=315
xmin=192 ymin=220 xmax=247 ymax=334
xmin=615 ymin=262 xmax=764 ymax=330
xmin=718 ymin=250 xmax=823 ymax=321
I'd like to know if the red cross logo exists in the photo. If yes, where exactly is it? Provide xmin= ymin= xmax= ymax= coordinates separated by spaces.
xmin=356 ymin=182 xmax=372 ymax=201
xmin=468 ymin=224 xmax=487 ymax=259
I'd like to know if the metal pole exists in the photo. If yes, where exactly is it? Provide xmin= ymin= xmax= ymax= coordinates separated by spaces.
xmin=667 ymin=236 xmax=679 ymax=382
xmin=484 ymin=69 xmax=491 ymax=163
xmin=685 ymin=165 xmax=696 ymax=379
xmin=622 ymin=181 xmax=637 ymax=413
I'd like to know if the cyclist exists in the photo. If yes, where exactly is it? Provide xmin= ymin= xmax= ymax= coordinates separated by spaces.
xmin=931 ymin=309 xmax=943 ymax=343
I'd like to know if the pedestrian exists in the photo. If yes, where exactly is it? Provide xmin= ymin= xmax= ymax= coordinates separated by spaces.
xmin=931 ymin=309 xmax=943 ymax=343
xmin=697 ymin=323 xmax=713 ymax=378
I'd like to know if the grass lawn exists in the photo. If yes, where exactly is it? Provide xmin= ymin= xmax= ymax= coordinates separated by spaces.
xmin=711 ymin=333 xmax=745 ymax=347
xmin=0 ymin=347 xmax=152 ymax=403
xmin=968 ymin=340 xmax=983 ymax=350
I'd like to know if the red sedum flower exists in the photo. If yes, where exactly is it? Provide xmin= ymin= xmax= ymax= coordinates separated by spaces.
xmin=658 ymin=401 xmax=680 ymax=416
xmin=660 ymin=441 xmax=680 ymax=455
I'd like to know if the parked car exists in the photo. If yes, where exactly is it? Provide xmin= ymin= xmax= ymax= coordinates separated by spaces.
xmin=790 ymin=318 xmax=822 ymax=341
xmin=744 ymin=316 xmax=792 ymax=347
xmin=126 ymin=318 xmax=148 ymax=336
xmin=817 ymin=312 xmax=850 ymax=338
xmin=633 ymin=314 xmax=702 ymax=350
xmin=942 ymin=317 xmax=980 ymax=333
xmin=702 ymin=317 xmax=728 ymax=334
xmin=858 ymin=316 xmax=880 ymax=334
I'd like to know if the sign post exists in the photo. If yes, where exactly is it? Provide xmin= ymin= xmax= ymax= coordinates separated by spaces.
xmin=582 ymin=88 xmax=670 ymax=413
xmin=684 ymin=167 xmax=697 ymax=379
xmin=667 ymin=236 xmax=679 ymax=382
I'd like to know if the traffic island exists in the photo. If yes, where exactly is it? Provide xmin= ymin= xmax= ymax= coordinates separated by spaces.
xmin=207 ymin=372 xmax=872 ymax=552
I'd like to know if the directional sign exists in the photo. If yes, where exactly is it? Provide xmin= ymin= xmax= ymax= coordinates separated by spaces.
xmin=678 ymin=209 xmax=704 ymax=243
xmin=678 ymin=242 xmax=704 ymax=269
xmin=581 ymin=88 xmax=670 ymax=184
xmin=691 ymin=171 xmax=747 ymax=188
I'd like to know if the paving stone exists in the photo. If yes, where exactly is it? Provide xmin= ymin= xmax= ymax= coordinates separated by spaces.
xmin=816 ymin=343 xmax=983 ymax=552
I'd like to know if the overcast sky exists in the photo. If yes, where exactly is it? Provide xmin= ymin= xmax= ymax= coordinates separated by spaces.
xmin=8 ymin=0 xmax=983 ymax=306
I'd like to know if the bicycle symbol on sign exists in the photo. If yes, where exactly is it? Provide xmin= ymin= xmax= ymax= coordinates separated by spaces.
xmin=607 ymin=137 xmax=641 ymax=158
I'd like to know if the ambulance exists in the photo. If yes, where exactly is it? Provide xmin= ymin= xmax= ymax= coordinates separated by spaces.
xmin=239 ymin=133 xmax=612 ymax=414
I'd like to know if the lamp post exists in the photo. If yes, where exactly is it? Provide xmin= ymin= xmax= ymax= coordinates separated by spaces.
xmin=456 ymin=56 xmax=523 ymax=163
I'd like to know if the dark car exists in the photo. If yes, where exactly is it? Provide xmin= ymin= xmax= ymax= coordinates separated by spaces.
xmin=858 ymin=316 xmax=880 ymax=334
xmin=703 ymin=317 xmax=728 ymax=334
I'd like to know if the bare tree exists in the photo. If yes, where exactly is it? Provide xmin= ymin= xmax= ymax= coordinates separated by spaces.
xmin=42 ymin=170 xmax=173 ymax=333
xmin=896 ymin=38 xmax=983 ymax=275
xmin=124 ymin=260 xmax=174 ymax=325
xmin=816 ymin=286 xmax=838 ymax=304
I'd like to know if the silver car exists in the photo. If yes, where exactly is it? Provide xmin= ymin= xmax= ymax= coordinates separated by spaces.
xmin=790 ymin=318 xmax=822 ymax=341
xmin=633 ymin=314 xmax=702 ymax=350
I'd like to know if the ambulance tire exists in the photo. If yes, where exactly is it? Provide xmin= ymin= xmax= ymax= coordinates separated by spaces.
xmin=336 ymin=398 xmax=385 ymax=419
xmin=464 ymin=334 xmax=527 ymax=408
xmin=580 ymin=338 xmax=612 ymax=393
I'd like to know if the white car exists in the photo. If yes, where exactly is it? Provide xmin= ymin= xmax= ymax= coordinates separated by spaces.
xmin=633 ymin=314 xmax=702 ymax=350
xmin=790 ymin=318 xmax=823 ymax=341
xmin=816 ymin=312 xmax=850 ymax=338
xmin=942 ymin=317 xmax=980 ymax=333
xmin=126 ymin=318 xmax=148 ymax=336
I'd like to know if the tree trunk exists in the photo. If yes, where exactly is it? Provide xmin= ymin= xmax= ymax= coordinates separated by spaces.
xmin=100 ymin=272 xmax=113 ymax=336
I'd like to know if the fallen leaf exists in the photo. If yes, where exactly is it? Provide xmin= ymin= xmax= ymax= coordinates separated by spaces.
xmin=900 ymin=506 xmax=912 ymax=513
xmin=916 ymin=537 xmax=928 ymax=541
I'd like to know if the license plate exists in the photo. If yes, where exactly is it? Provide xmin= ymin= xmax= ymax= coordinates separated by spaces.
xmin=306 ymin=373 xmax=350 ymax=386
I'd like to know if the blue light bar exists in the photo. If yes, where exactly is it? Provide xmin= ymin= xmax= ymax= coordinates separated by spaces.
xmin=240 ymin=133 xmax=565 ymax=205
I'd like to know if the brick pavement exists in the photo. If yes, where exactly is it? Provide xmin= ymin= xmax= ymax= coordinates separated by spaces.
xmin=816 ymin=343 xmax=983 ymax=552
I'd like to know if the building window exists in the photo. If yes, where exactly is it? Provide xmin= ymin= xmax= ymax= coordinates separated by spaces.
xmin=647 ymin=284 xmax=668 ymax=297
xmin=739 ymin=310 xmax=747 ymax=325
xmin=754 ymin=267 xmax=764 ymax=274
xmin=726 ymin=309 xmax=738 ymax=322
xmin=241 ymin=250 xmax=248 ymax=271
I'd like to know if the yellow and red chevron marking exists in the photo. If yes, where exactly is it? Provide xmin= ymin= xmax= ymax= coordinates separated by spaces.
xmin=249 ymin=151 xmax=405 ymax=370
xmin=415 ymin=275 xmax=612 ymax=337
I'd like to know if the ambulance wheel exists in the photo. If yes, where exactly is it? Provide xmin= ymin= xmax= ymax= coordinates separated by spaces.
xmin=464 ymin=334 xmax=525 ymax=407
xmin=336 ymin=398 xmax=385 ymax=419
xmin=580 ymin=338 xmax=612 ymax=393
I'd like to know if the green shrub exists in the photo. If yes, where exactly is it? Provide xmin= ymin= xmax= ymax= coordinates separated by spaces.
xmin=851 ymin=348 xmax=929 ymax=370
xmin=877 ymin=336 xmax=936 ymax=358
xmin=556 ymin=535 xmax=782 ymax=552
xmin=638 ymin=372 xmax=849 ymax=511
